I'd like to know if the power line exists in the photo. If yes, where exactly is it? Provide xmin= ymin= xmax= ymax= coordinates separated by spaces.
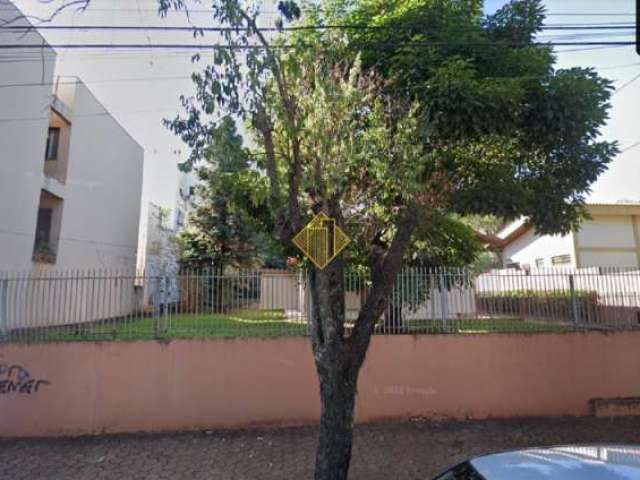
xmin=0 ymin=43 xmax=634 ymax=64
xmin=612 ymin=72 xmax=640 ymax=95
xmin=0 ymin=34 xmax=628 ymax=56
xmin=0 ymin=51 xmax=190 ymax=63
xmin=554 ymin=44 xmax=630 ymax=53
xmin=0 ymin=75 xmax=195 ymax=89
xmin=0 ymin=23 xmax=636 ymax=32
xmin=0 ymin=69 xmax=635 ymax=121
xmin=0 ymin=65 xmax=630 ymax=91
xmin=0 ymin=106 xmax=178 ymax=123
xmin=0 ymin=41 xmax=635 ymax=50
xmin=539 ymin=33 xmax=634 ymax=41
xmin=1 ymin=32 xmax=631 ymax=48
xmin=0 ymin=5 xmax=635 ymax=16
xmin=599 ymin=62 xmax=640 ymax=71
xmin=544 ymin=13 xmax=635 ymax=17
xmin=621 ymin=141 xmax=640 ymax=153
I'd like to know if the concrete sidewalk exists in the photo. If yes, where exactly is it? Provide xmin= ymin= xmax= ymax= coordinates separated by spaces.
xmin=2 ymin=417 xmax=640 ymax=479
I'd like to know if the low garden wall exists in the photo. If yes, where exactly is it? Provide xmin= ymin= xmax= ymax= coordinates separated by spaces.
xmin=2 ymin=331 xmax=640 ymax=437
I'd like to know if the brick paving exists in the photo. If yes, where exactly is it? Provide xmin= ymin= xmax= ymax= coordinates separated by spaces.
xmin=2 ymin=417 xmax=640 ymax=479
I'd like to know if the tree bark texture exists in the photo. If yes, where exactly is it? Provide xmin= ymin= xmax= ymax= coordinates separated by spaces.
xmin=314 ymin=356 xmax=358 ymax=480
xmin=308 ymin=260 xmax=358 ymax=480
xmin=307 ymin=209 xmax=418 ymax=479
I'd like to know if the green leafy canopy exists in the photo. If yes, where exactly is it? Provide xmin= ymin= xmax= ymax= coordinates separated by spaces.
xmin=161 ymin=0 xmax=617 ymax=267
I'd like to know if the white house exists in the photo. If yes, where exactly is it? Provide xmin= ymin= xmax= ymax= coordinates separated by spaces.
xmin=0 ymin=2 xmax=144 ymax=271
xmin=492 ymin=204 xmax=640 ymax=269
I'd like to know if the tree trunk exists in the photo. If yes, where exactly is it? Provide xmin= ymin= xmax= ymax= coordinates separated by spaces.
xmin=308 ymin=260 xmax=361 ymax=480
xmin=307 ymin=209 xmax=418 ymax=480
xmin=314 ymin=365 xmax=358 ymax=480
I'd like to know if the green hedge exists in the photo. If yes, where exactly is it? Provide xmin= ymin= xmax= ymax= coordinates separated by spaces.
xmin=477 ymin=289 xmax=597 ymax=299
xmin=476 ymin=290 xmax=598 ymax=322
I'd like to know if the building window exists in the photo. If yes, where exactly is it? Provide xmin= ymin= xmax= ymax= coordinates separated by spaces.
xmin=32 ymin=208 xmax=57 ymax=263
xmin=45 ymin=127 xmax=60 ymax=160
xmin=551 ymin=254 xmax=572 ymax=266
xmin=32 ymin=191 xmax=63 ymax=264
xmin=535 ymin=258 xmax=545 ymax=268
xmin=35 ymin=208 xmax=52 ymax=245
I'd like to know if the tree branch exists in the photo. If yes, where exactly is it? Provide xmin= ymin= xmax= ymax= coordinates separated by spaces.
xmin=252 ymin=103 xmax=290 ymax=242
xmin=237 ymin=7 xmax=302 ymax=236
xmin=0 ymin=0 xmax=91 ymax=27
xmin=347 ymin=208 xmax=418 ymax=369
xmin=309 ymin=258 xmax=348 ymax=374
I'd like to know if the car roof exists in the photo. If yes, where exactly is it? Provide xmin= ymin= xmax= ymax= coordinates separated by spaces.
xmin=470 ymin=445 xmax=640 ymax=480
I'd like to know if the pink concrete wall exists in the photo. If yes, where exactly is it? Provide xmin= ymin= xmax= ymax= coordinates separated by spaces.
xmin=2 ymin=332 xmax=640 ymax=437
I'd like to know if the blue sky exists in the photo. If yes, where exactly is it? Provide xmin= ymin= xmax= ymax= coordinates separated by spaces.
xmin=9 ymin=0 xmax=640 ymax=211
xmin=485 ymin=0 xmax=510 ymax=12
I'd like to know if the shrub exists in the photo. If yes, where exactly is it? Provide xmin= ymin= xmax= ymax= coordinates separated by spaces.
xmin=476 ymin=289 xmax=598 ymax=322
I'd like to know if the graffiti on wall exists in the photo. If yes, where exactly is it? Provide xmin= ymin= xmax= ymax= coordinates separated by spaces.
xmin=0 ymin=364 xmax=50 ymax=395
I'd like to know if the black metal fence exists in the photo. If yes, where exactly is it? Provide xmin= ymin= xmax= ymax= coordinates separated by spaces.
xmin=1 ymin=267 xmax=639 ymax=343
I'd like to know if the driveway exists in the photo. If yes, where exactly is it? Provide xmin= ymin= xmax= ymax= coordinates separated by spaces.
xmin=2 ymin=416 xmax=640 ymax=479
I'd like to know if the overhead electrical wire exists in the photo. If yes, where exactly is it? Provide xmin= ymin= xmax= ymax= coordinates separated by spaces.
xmin=544 ymin=13 xmax=635 ymax=17
xmin=621 ymin=141 xmax=640 ymax=153
xmin=0 ymin=75 xmax=196 ymax=88
xmin=554 ymin=44 xmax=631 ymax=53
xmin=612 ymin=72 xmax=640 ymax=95
xmin=0 ymin=11 xmax=636 ymax=95
xmin=599 ymin=62 xmax=640 ymax=71
xmin=3 ymin=67 xmax=630 ymax=90
xmin=0 ymin=63 xmax=634 ymax=93
xmin=0 ymin=106 xmax=179 ymax=123
xmin=0 ymin=4 xmax=635 ymax=16
xmin=0 ymin=23 xmax=636 ymax=32
xmin=0 ymin=43 xmax=634 ymax=64
xmin=0 ymin=21 xmax=634 ymax=60
xmin=0 ymin=18 xmax=634 ymax=51
xmin=0 ymin=40 xmax=635 ymax=50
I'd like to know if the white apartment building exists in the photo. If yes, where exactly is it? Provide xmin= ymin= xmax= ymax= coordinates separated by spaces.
xmin=0 ymin=3 xmax=144 ymax=271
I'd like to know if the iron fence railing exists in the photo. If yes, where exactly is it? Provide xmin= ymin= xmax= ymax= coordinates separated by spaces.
xmin=1 ymin=266 xmax=639 ymax=343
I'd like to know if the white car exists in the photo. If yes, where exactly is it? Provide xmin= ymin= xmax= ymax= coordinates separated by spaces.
xmin=434 ymin=445 xmax=640 ymax=479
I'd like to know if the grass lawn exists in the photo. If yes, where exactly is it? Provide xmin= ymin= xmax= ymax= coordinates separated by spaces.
xmin=11 ymin=311 xmax=570 ymax=343
xmin=20 ymin=309 xmax=308 ymax=342
xmin=401 ymin=318 xmax=571 ymax=334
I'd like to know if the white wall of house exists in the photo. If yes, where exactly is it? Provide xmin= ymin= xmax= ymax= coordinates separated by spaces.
xmin=579 ymin=250 xmax=637 ymax=268
xmin=0 ymin=3 xmax=56 ymax=270
xmin=500 ymin=206 xmax=640 ymax=269
xmin=575 ymin=214 xmax=640 ymax=268
xmin=501 ymin=229 xmax=575 ymax=269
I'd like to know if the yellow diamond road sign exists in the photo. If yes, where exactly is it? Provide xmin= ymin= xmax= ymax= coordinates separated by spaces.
xmin=292 ymin=212 xmax=351 ymax=270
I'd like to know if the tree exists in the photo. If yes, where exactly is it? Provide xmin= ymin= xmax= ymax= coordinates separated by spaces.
xmin=159 ymin=1 xmax=617 ymax=478
xmin=175 ymin=116 xmax=286 ymax=270
xmin=382 ymin=213 xmax=483 ymax=330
